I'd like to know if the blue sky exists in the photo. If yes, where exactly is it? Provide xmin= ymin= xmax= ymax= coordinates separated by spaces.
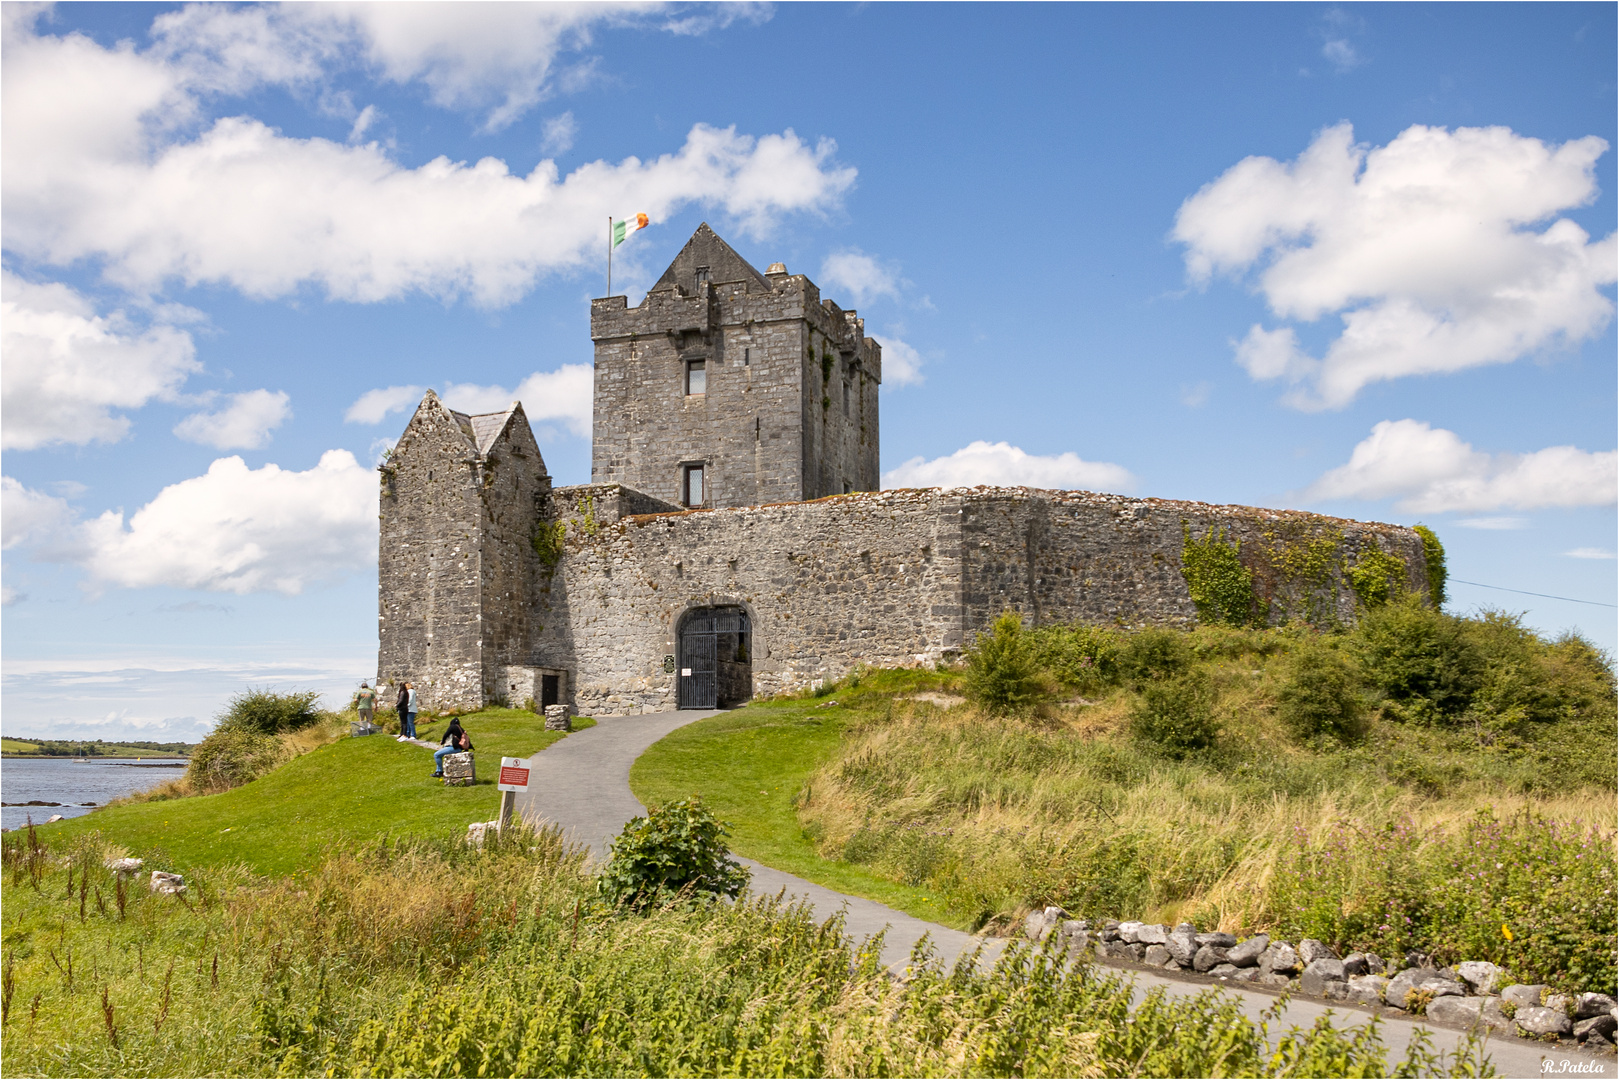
xmin=3 ymin=2 xmax=1614 ymax=741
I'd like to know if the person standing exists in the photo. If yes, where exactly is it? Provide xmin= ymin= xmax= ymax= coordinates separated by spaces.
xmin=353 ymin=682 xmax=377 ymax=728
xmin=396 ymin=682 xmax=417 ymax=741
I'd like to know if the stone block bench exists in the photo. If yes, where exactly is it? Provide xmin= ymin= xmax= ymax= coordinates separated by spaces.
xmin=441 ymin=752 xmax=476 ymax=786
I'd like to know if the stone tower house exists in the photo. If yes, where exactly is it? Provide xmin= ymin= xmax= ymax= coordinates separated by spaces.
xmin=590 ymin=223 xmax=882 ymax=508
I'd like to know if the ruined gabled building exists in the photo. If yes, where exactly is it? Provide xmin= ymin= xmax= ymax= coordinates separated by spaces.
xmin=378 ymin=225 xmax=1434 ymax=715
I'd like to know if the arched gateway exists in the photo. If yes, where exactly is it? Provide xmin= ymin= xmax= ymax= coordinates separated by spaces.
xmin=678 ymin=606 xmax=752 ymax=709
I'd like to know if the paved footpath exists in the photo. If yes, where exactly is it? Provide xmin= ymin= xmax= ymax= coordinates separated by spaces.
xmin=515 ymin=711 xmax=1609 ymax=1078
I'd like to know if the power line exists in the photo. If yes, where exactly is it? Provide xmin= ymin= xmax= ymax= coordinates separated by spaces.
xmin=1449 ymin=579 xmax=1617 ymax=609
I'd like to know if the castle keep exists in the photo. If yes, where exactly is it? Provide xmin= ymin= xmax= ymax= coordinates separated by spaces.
xmin=378 ymin=226 xmax=1432 ymax=714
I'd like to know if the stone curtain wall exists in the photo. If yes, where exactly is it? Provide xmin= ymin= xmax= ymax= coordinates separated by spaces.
xmin=958 ymin=491 xmax=1429 ymax=632
xmin=378 ymin=393 xmax=494 ymax=711
xmin=536 ymin=486 xmax=1429 ymax=715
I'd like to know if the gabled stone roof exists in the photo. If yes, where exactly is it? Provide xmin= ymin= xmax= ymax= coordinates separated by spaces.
xmin=652 ymin=222 xmax=770 ymax=294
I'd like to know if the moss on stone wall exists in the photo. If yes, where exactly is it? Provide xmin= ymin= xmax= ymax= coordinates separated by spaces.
xmin=1180 ymin=525 xmax=1260 ymax=627
xmin=532 ymin=520 xmax=566 ymax=569
xmin=1260 ymin=524 xmax=1344 ymax=627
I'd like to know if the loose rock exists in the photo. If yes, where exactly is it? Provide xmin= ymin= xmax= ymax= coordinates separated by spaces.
xmin=1134 ymin=923 xmax=1169 ymax=946
xmin=1208 ymin=963 xmax=1241 ymax=979
xmin=1195 ymin=932 xmax=1237 ymax=949
xmin=1299 ymin=959 xmax=1348 ymax=997
xmin=1515 ymin=1005 xmax=1573 ymax=1038
xmin=1298 ymin=939 xmax=1338 ymax=965
xmin=1193 ymin=945 xmax=1229 ymax=973
xmin=1502 ymin=984 xmax=1551 ymax=1011
xmin=1575 ymin=1015 xmax=1618 ymax=1043
xmin=1363 ymin=953 xmax=1386 ymax=974
xmin=1345 ymin=975 xmax=1389 ymax=1006
xmin=1454 ymin=960 xmax=1503 ymax=995
xmin=1544 ymin=992 xmax=1573 ymax=1016
xmin=1143 ymin=944 xmax=1172 ymax=967
xmin=1165 ymin=928 xmax=1198 ymax=966
xmin=1385 ymin=968 xmax=1442 ymax=1011
xmin=105 ymin=857 xmax=144 ymax=875
xmin=1226 ymin=934 xmax=1269 ymax=969
xmin=1418 ymin=977 xmax=1468 ymax=1000
xmin=1576 ymin=993 xmax=1618 ymax=1020
xmin=1341 ymin=952 xmax=1369 ymax=977
xmin=1117 ymin=920 xmax=1145 ymax=942
xmin=1259 ymin=942 xmax=1301 ymax=976
xmin=149 ymin=871 xmax=185 ymax=895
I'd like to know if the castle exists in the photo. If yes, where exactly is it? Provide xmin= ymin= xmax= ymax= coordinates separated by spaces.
xmin=378 ymin=225 xmax=1432 ymax=714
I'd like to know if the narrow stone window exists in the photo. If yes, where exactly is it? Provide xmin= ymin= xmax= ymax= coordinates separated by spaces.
xmin=695 ymin=266 xmax=711 ymax=287
xmin=686 ymin=359 xmax=706 ymax=395
xmin=682 ymin=463 xmax=705 ymax=507
xmin=743 ymin=346 xmax=751 ymax=366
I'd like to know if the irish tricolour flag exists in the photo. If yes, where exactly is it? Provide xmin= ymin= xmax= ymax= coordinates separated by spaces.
xmin=612 ymin=213 xmax=649 ymax=249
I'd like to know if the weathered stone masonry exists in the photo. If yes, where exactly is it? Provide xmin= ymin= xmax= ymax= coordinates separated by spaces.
xmin=378 ymin=225 xmax=1431 ymax=714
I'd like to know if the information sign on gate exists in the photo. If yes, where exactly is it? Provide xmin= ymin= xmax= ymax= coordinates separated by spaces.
xmin=496 ymin=757 xmax=531 ymax=792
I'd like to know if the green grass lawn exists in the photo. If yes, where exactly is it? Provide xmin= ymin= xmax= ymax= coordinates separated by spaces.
xmin=630 ymin=691 xmax=969 ymax=929
xmin=41 ymin=709 xmax=579 ymax=876
xmin=2 ymin=737 xmax=190 ymax=758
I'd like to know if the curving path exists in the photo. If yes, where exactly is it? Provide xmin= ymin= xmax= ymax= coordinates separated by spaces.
xmin=515 ymin=711 xmax=1608 ymax=1078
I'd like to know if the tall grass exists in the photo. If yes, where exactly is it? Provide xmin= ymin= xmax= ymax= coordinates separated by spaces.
xmin=0 ymin=825 xmax=1487 ymax=1078
xmin=795 ymin=617 xmax=1616 ymax=992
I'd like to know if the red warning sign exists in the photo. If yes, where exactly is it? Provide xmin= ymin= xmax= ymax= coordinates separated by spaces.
xmin=497 ymin=758 xmax=531 ymax=792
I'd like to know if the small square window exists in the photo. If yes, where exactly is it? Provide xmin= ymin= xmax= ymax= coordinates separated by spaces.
xmin=682 ymin=464 xmax=705 ymax=507
xmin=686 ymin=360 xmax=706 ymax=395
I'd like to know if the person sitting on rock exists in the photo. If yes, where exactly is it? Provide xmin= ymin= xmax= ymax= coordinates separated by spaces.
xmin=432 ymin=718 xmax=473 ymax=778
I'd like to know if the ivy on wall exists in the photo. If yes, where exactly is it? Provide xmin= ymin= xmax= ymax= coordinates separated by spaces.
xmin=1180 ymin=524 xmax=1261 ymax=627
xmin=1260 ymin=524 xmax=1344 ymax=627
xmin=1344 ymin=546 xmax=1409 ymax=609
xmin=1413 ymin=524 xmax=1447 ymax=606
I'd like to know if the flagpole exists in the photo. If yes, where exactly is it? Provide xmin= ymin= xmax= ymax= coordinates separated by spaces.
xmin=607 ymin=216 xmax=613 ymax=297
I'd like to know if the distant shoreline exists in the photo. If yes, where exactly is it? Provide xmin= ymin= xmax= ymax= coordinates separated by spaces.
xmin=2 ymin=753 xmax=190 ymax=760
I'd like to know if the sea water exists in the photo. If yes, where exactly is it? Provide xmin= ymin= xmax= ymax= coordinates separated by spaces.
xmin=1 ymin=758 xmax=186 ymax=831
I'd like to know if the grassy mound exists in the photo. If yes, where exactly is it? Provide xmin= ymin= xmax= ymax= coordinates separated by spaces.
xmin=39 ymin=708 xmax=568 ymax=876
xmin=634 ymin=613 xmax=1617 ymax=993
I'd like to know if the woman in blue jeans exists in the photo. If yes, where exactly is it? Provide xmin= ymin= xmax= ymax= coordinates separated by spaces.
xmin=432 ymin=718 xmax=473 ymax=777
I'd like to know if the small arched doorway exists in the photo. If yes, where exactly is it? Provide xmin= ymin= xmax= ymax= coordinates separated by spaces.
xmin=678 ymin=606 xmax=752 ymax=709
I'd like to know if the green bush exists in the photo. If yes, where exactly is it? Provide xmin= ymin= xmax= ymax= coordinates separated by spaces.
xmin=1180 ymin=525 xmax=1260 ymax=627
xmin=1129 ymin=672 xmax=1220 ymax=756
xmin=1350 ymin=597 xmax=1482 ymax=722
xmin=185 ymin=726 xmax=287 ymax=793
xmin=597 ymin=796 xmax=749 ymax=907
xmin=1275 ymin=643 xmax=1367 ymax=743
xmin=1117 ymin=627 xmax=1194 ymax=687
xmin=215 ymin=688 xmax=322 ymax=736
xmin=1412 ymin=524 xmax=1447 ymax=606
xmin=1025 ymin=623 xmax=1120 ymax=691
xmin=963 ymin=611 xmax=1047 ymax=715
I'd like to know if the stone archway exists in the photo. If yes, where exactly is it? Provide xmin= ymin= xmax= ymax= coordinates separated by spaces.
xmin=677 ymin=606 xmax=752 ymax=709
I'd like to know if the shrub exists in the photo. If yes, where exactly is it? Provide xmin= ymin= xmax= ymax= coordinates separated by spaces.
xmin=1117 ymin=627 xmax=1194 ymax=687
xmin=1129 ymin=672 xmax=1219 ymax=756
xmin=1180 ymin=525 xmax=1260 ymax=626
xmin=1412 ymin=524 xmax=1447 ymax=606
xmin=596 ymin=796 xmax=749 ymax=907
xmin=215 ymin=688 xmax=322 ymax=736
xmin=963 ymin=611 xmax=1047 ymax=715
xmin=1350 ymin=597 xmax=1482 ymax=722
xmin=1025 ymin=623 xmax=1120 ymax=691
xmin=1275 ymin=642 xmax=1367 ymax=742
xmin=184 ymin=726 xmax=287 ymax=794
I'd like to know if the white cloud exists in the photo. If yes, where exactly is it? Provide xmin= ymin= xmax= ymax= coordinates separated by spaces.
xmin=1456 ymin=517 xmax=1529 ymax=531
xmin=1307 ymin=419 xmax=1618 ymax=513
xmin=76 ymin=450 xmax=377 ymax=595
xmin=820 ymin=250 xmax=901 ymax=305
xmin=346 ymin=384 xmax=427 ymax=425
xmin=1321 ymin=39 xmax=1361 ymax=72
xmin=1 ymin=272 xmax=200 ymax=449
xmin=2 ymin=476 xmax=73 ymax=550
xmin=1 ymin=585 xmax=23 ymax=606
xmin=1565 ymin=547 xmax=1617 ymax=560
xmin=541 ymin=111 xmax=579 ymax=154
xmin=1180 ymin=381 xmax=1212 ymax=408
xmin=4 ymin=12 xmax=851 ymax=308
xmin=884 ymin=441 xmax=1135 ymax=493
xmin=441 ymin=364 xmax=594 ymax=438
xmin=1175 ymin=123 xmax=1616 ymax=409
xmin=173 ymin=389 xmax=291 ymax=449
xmin=870 ymin=334 xmax=924 ymax=388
